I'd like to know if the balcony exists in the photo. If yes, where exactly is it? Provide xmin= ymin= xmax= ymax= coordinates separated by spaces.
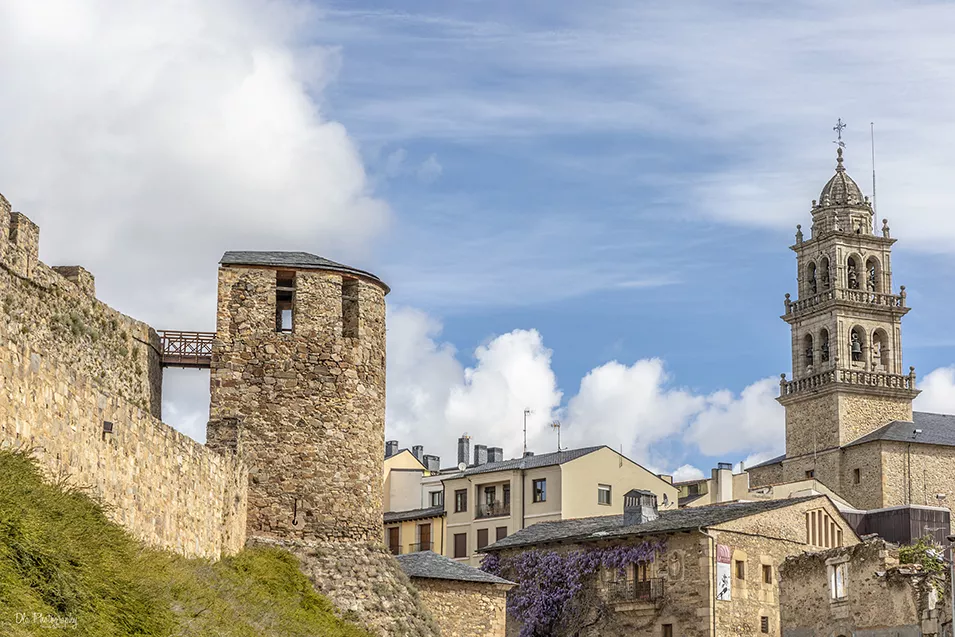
xmin=780 ymin=367 xmax=917 ymax=398
xmin=476 ymin=501 xmax=511 ymax=519
xmin=783 ymin=287 xmax=906 ymax=318
xmin=408 ymin=542 xmax=433 ymax=553
xmin=608 ymin=578 xmax=665 ymax=604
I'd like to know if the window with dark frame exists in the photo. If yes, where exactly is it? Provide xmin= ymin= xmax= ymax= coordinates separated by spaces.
xmin=760 ymin=616 xmax=769 ymax=633
xmin=387 ymin=527 xmax=400 ymax=555
xmin=762 ymin=564 xmax=772 ymax=584
xmin=477 ymin=528 xmax=489 ymax=549
xmin=453 ymin=533 xmax=467 ymax=558
xmin=598 ymin=484 xmax=612 ymax=506
xmin=853 ymin=468 xmax=861 ymax=484
xmin=503 ymin=484 xmax=511 ymax=507
xmin=805 ymin=469 xmax=815 ymax=479
xmin=532 ymin=478 xmax=547 ymax=503
xmin=735 ymin=560 xmax=745 ymax=579
xmin=496 ymin=526 xmax=507 ymax=541
xmin=276 ymin=271 xmax=295 ymax=333
xmin=430 ymin=491 xmax=443 ymax=507
xmin=454 ymin=489 xmax=467 ymax=513
xmin=662 ymin=624 xmax=673 ymax=637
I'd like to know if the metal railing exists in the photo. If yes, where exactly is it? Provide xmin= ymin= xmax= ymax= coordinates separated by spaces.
xmin=608 ymin=578 xmax=665 ymax=603
xmin=476 ymin=502 xmax=511 ymax=519
xmin=158 ymin=330 xmax=215 ymax=368
xmin=780 ymin=367 xmax=917 ymax=397
xmin=409 ymin=542 xmax=433 ymax=553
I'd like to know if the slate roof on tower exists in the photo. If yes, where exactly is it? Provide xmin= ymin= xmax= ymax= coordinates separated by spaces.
xmin=219 ymin=251 xmax=389 ymax=293
xmin=845 ymin=412 xmax=955 ymax=448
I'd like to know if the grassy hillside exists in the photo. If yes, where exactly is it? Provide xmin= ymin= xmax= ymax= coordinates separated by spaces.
xmin=0 ymin=449 xmax=373 ymax=637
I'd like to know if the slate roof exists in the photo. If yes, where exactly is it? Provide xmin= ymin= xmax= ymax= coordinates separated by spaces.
xmin=455 ymin=446 xmax=605 ymax=478
xmin=845 ymin=412 xmax=955 ymax=448
xmin=383 ymin=506 xmax=445 ymax=524
xmin=481 ymin=496 xmax=823 ymax=553
xmin=395 ymin=551 xmax=514 ymax=586
xmin=219 ymin=251 xmax=388 ymax=292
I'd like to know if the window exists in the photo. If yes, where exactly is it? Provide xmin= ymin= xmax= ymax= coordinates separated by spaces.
xmin=762 ymin=564 xmax=772 ymax=584
xmin=687 ymin=483 xmax=700 ymax=496
xmin=635 ymin=561 xmax=649 ymax=582
xmin=598 ymin=484 xmax=612 ymax=506
xmin=735 ymin=560 xmax=745 ymax=579
xmin=341 ymin=278 xmax=359 ymax=338
xmin=484 ymin=486 xmax=496 ymax=507
xmin=496 ymin=526 xmax=507 ymax=541
xmin=805 ymin=470 xmax=814 ymax=479
xmin=532 ymin=479 xmax=547 ymax=503
xmin=477 ymin=528 xmax=489 ymax=550
xmin=503 ymin=484 xmax=511 ymax=507
xmin=430 ymin=491 xmax=443 ymax=507
xmin=760 ymin=616 xmax=769 ymax=634
xmin=853 ymin=468 xmax=860 ymax=484
xmin=829 ymin=562 xmax=848 ymax=600
xmin=276 ymin=271 xmax=295 ymax=333
xmin=453 ymin=533 xmax=467 ymax=558
xmin=454 ymin=489 xmax=468 ymax=513
xmin=662 ymin=624 xmax=673 ymax=637
xmin=806 ymin=509 xmax=843 ymax=549
xmin=387 ymin=527 xmax=400 ymax=555
xmin=418 ymin=523 xmax=432 ymax=551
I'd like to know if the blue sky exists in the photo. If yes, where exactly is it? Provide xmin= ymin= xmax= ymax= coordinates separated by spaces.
xmin=2 ymin=0 xmax=955 ymax=479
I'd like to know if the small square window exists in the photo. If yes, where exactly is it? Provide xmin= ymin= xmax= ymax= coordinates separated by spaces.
xmin=496 ymin=526 xmax=507 ymax=541
xmin=735 ymin=560 xmax=745 ymax=579
xmin=853 ymin=468 xmax=861 ymax=484
xmin=805 ymin=470 xmax=814 ymax=479
xmin=598 ymin=484 xmax=612 ymax=506
xmin=760 ymin=616 xmax=769 ymax=633
xmin=762 ymin=564 xmax=772 ymax=584
xmin=532 ymin=479 xmax=547 ymax=503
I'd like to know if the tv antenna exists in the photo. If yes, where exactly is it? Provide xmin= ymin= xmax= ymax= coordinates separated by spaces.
xmin=550 ymin=420 xmax=565 ymax=452
xmin=870 ymin=121 xmax=878 ymax=221
xmin=523 ymin=408 xmax=533 ymax=455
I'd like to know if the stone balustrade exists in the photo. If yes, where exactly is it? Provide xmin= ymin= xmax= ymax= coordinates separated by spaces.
xmin=780 ymin=367 xmax=917 ymax=397
xmin=785 ymin=287 xmax=905 ymax=315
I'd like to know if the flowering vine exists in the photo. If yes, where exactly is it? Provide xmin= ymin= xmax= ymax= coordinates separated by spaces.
xmin=481 ymin=540 xmax=666 ymax=637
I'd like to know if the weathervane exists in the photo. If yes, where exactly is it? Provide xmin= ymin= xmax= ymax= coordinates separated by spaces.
xmin=833 ymin=118 xmax=847 ymax=148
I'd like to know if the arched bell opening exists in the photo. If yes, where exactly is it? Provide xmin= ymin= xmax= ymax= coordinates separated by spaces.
xmin=865 ymin=257 xmax=881 ymax=293
xmin=819 ymin=257 xmax=831 ymax=290
xmin=872 ymin=328 xmax=890 ymax=372
xmin=849 ymin=326 xmax=866 ymax=365
xmin=806 ymin=262 xmax=818 ymax=295
xmin=819 ymin=328 xmax=830 ymax=364
xmin=803 ymin=333 xmax=814 ymax=372
xmin=847 ymin=256 xmax=861 ymax=290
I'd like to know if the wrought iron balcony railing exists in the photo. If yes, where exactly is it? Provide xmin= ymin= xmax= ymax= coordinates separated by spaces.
xmin=608 ymin=578 xmax=665 ymax=603
xmin=476 ymin=502 xmax=510 ymax=519
xmin=408 ymin=542 xmax=433 ymax=553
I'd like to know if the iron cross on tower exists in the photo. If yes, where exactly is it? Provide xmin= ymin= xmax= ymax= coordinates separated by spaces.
xmin=833 ymin=118 xmax=847 ymax=148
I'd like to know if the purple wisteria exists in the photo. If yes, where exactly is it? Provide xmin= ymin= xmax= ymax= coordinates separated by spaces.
xmin=481 ymin=540 xmax=665 ymax=637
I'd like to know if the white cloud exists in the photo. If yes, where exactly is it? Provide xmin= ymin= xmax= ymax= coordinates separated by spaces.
xmin=671 ymin=464 xmax=705 ymax=482
xmin=0 ymin=0 xmax=387 ymax=329
xmin=915 ymin=366 xmax=955 ymax=415
xmin=416 ymin=154 xmax=443 ymax=183
xmin=385 ymin=307 xmax=786 ymax=470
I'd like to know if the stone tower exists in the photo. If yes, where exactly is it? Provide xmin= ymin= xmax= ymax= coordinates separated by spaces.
xmin=779 ymin=147 xmax=919 ymax=461
xmin=208 ymin=251 xmax=388 ymax=544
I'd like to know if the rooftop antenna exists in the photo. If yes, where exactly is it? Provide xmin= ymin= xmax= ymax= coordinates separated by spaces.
xmin=550 ymin=420 xmax=565 ymax=453
xmin=870 ymin=121 xmax=878 ymax=227
xmin=523 ymin=408 xmax=533 ymax=456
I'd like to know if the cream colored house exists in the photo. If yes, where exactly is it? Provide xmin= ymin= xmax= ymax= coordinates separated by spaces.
xmin=441 ymin=446 xmax=679 ymax=567
xmin=382 ymin=445 xmax=446 ymax=555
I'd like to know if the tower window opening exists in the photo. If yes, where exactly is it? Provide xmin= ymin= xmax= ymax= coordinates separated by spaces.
xmin=276 ymin=271 xmax=295 ymax=333
xmin=803 ymin=333 xmax=814 ymax=371
xmin=865 ymin=257 xmax=881 ymax=293
xmin=872 ymin=329 xmax=888 ymax=371
xmin=850 ymin=327 xmax=865 ymax=363
xmin=807 ymin=262 xmax=817 ymax=294
xmin=342 ymin=278 xmax=360 ymax=338
xmin=820 ymin=256 xmax=830 ymax=290
xmin=820 ymin=329 xmax=830 ymax=363
xmin=846 ymin=256 xmax=860 ymax=290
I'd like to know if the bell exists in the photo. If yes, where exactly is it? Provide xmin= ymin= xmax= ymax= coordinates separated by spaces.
xmin=851 ymin=340 xmax=862 ymax=355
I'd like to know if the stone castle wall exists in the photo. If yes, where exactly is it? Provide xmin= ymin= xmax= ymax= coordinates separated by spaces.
xmin=0 ymin=197 xmax=247 ymax=558
xmin=412 ymin=578 xmax=509 ymax=637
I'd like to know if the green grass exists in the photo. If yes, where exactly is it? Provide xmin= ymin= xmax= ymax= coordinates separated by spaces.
xmin=0 ymin=449 xmax=373 ymax=637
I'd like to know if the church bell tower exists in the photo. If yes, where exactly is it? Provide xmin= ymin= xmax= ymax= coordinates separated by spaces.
xmin=778 ymin=143 xmax=919 ymax=462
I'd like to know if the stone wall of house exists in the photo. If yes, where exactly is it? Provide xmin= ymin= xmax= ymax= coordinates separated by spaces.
xmin=881 ymin=441 xmax=955 ymax=509
xmin=412 ymin=578 xmax=509 ymax=637
xmin=839 ymin=392 xmax=913 ymax=446
xmin=778 ymin=538 xmax=946 ymax=637
xmin=0 ymin=199 xmax=247 ymax=558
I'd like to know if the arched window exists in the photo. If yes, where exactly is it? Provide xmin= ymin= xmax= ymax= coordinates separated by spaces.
xmin=865 ymin=257 xmax=881 ymax=293
xmin=850 ymin=327 xmax=866 ymax=363
xmin=807 ymin=262 xmax=817 ymax=294
xmin=847 ymin=256 xmax=860 ymax=290
xmin=820 ymin=257 xmax=831 ymax=290
xmin=872 ymin=329 xmax=889 ymax=371
xmin=819 ymin=329 xmax=830 ymax=363
xmin=803 ymin=333 xmax=814 ymax=371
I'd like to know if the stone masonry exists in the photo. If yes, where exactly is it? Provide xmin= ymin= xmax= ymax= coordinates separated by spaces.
xmin=0 ymin=194 xmax=247 ymax=558
xmin=412 ymin=579 xmax=509 ymax=637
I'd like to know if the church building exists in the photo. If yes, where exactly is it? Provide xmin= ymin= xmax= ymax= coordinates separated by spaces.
xmin=747 ymin=144 xmax=955 ymax=513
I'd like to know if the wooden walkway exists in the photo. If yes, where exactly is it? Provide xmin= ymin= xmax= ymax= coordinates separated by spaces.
xmin=158 ymin=330 xmax=215 ymax=369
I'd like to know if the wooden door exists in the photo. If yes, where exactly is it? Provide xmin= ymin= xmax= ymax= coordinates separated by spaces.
xmin=418 ymin=523 xmax=431 ymax=551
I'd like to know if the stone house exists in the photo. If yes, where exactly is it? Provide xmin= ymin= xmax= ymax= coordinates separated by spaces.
xmin=481 ymin=490 xmax=858 ymax=636
xmin=396 ymin=550 xmax=515 ymax=637
xmin=778 ymin=537 xmax=949 ymax=637
xmin=442 ymin=444 xmax=679 ymax=567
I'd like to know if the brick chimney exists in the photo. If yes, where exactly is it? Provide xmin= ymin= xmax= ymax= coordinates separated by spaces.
xmin=457 ymin=435 xmax=470 ymax=467
xmin=412 ymin=445 xmax=424 ymax=462
xmin=385 ymin=440 xmax=399 ymax=458
xmin=488 ymin=447 xmax=504 ymax=463
xmin=623 ymin=489 xmax=659 ymax=526
xmin=473 ymin=444 xmax=488 ymax=466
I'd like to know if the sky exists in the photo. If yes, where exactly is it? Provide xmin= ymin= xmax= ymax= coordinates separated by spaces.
xmin=3 ymin=0 xmax=955 ymax=482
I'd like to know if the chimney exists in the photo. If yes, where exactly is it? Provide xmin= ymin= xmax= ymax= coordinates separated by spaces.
xmin=423 ymin=455 xmax=440 ymax=473
xmin=412 ymin=445 xmax=424 ymax=462
xmin=385 ymin=440 xmax=399 ymax=458
xmin=712 ymin=462 xmax=733 ymax=503
xmin=457 ymin=435 xmax=471 ymax=467
xmin=623 ymin=489 xmax=659 ymax=526
xmin=523 ymin=451 xmax=534 ymax=458
xmin=474 ymin=444 xmax=488 ymax=466
xmin=488 ymin=447 xmax=504 ymax=463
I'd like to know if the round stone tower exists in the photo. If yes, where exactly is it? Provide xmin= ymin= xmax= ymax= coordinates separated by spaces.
xmin=208 ymin=251 xmax=388 ymax=544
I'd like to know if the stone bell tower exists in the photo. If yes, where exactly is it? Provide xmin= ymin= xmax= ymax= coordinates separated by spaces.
xmin=778 ymin=145 xmax=919 ymax=465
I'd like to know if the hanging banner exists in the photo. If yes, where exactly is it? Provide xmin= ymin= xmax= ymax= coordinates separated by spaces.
xmin=716 ymin=544 xmax=732 ymax=601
